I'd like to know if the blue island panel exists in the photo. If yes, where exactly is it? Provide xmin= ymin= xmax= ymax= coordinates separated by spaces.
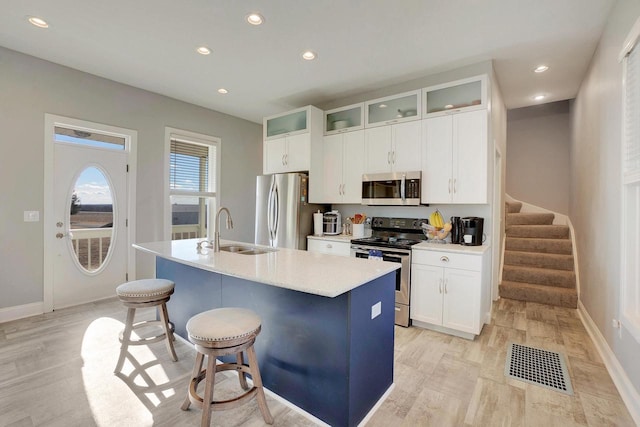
xmin=156 ymin=257 xmax=394 ymax=427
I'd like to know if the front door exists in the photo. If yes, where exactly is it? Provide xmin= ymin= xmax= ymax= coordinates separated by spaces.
xmin=44 ymin=115 xmax=136 ymax=310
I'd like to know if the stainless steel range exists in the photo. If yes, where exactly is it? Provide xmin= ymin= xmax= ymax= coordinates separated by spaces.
xmin=350 ymin=217 xmax=428 ymax=327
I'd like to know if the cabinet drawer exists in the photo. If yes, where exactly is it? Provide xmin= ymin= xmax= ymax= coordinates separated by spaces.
xmin=307 ymin=239 xmax=351 ymax=257
xmin=412 ymin=250 xmax=481 ymax=271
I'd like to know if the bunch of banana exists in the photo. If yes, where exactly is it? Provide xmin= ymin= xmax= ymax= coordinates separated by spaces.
xmin=429 ymin=209 xmax=445 ymax=229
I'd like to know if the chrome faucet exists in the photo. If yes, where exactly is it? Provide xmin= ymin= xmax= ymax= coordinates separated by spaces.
xmin=214 ymin=207 xmax=233 ymax=252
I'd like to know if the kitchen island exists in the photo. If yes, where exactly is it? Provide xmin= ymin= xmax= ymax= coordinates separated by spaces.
xmin=134 ymin=239 xmax=398 ymax=427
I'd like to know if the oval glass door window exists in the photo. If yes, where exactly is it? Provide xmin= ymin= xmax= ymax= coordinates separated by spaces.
xmin=68 ymin=166 xmax=115 ymax=273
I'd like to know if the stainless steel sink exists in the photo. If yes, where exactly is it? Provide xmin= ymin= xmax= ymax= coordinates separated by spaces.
xmin=219 ymin=245 xmax=276 ymax=255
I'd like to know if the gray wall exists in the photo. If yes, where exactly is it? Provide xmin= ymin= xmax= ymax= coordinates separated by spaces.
xmin=571 ymin=0 xmax=640 ymax=394
xmin=506 ymin=101 xmax=571 ymax=214
xmin=0 ymin=46 xmax=262 ymax=309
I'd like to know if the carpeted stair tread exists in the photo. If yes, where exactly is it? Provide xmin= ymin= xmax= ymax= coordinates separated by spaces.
xmin=504 ymin=250 xmax=574 ymax=271
xmin=499 ymin=282 xmax=577 ymax=308
xmin=506 ymin=213 xmax=555 ymax=226
xmin=506 ymin=225 xmax=570 ymax=239
xmin=502 ymin=265 xmax=576 ymax=288
xmin=506 ymin=237 xmax=572 ymax=255
xmin=506 ymin=202 xmax=523 ymax=213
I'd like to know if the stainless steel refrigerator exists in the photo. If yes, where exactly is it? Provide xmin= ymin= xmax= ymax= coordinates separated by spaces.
xmin=255 ymin=173 xmax=325 ymax=250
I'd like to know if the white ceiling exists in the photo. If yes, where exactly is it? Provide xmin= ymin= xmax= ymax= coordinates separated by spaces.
xmin=0 ymin=0 xmax=615 ymax=124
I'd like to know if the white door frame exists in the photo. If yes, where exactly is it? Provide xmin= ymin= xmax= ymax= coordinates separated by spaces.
xmin=492 ymin=145 xmax=503 ymax=301
xmin=43 ymin=114 xmax=137 ymax=312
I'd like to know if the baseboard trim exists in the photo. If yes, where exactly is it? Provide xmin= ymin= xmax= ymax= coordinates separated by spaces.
xmin=578 ymin=301 xmax=640 ymax=425
xmin=0 ymin=302 xmax=44 ymax=323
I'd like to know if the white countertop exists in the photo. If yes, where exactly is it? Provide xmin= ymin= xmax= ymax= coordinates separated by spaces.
xmin=134 ymin=239 xmax=399 ymax=298
xmin=412 ymin=241 xmax=490 ymax=254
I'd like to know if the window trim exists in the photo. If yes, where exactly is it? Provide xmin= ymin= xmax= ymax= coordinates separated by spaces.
xmin=164 ymin=127 xmax=221 ymax=241
xmin=619 ymin=16 xmax=640 ymax=343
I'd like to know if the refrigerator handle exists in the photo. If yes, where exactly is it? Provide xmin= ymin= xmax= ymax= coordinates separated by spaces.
xmin=267 ymin=177 xmax=275 ymax=244
xmin=272 ymin=182 xmax=279 ymax=243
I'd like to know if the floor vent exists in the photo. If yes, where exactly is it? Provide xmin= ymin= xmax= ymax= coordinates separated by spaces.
xmin=504 ymin=342 xmax=573 ymax=395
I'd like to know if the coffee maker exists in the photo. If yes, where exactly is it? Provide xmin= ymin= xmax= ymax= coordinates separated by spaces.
xmin=449 ymin=216 xmax=463 ymax=244
xmin=461 ymin=217 xmax=484 ymax=246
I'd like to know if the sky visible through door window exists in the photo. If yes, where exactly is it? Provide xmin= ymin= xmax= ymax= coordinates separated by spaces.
xmin=74 ymin=167 xmax=112 ymax=205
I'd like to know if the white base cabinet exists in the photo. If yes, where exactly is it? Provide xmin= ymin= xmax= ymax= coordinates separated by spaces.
xmin=411 ymin=248 xmax=488 ymax=338
xmin=307 ymin=236 xmax=351 ymax=257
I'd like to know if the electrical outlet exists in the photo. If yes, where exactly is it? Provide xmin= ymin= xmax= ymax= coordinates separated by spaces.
xmin=371 ymin=301 xmax=381 ymax=319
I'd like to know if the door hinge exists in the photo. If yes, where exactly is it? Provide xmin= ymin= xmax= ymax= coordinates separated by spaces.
xmin=126 ymin=273 xmax=129 ymax=281
xmin=126 ymin=164 xmax=129 ymax=172
xmin=126 ymin=218 xmax=128 ymax=227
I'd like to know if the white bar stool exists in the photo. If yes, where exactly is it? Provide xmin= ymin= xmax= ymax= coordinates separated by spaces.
xmin=181 ymin=307 xmax=273 ymax=426
xmin=114 ymin=278 xmax=178 ymax=373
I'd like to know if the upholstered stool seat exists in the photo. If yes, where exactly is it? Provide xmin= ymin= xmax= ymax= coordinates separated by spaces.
xmin=181 ymin=307 xmax=273 ymax=426
xmin=114 ymin=278 xmax=178 ymax=373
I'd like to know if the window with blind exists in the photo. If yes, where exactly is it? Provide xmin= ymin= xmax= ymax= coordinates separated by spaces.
xmin=167 ymin=130 xmax=219 ymax=241
xmin=620 ymin=19 xmax=640 ymax=342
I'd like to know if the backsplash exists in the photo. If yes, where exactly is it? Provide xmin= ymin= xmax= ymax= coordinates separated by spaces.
xmin=325 ymin=203 xmax=493 ymax=244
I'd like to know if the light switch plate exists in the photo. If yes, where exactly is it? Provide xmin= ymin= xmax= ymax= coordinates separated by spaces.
xmin=24 ymin=211 xmax=40 ymax=222
xmin=371 ymin=301 xmax=382 ymax=319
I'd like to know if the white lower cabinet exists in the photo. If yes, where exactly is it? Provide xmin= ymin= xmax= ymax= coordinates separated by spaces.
xmin=411 ymin=249 xmax=487 ymax=337
xmin=307 ymin=237 xmax=351 ymax=257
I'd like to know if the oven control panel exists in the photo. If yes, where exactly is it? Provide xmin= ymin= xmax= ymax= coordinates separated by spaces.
xmin=372 ymin=217 xmax=428 ymax=231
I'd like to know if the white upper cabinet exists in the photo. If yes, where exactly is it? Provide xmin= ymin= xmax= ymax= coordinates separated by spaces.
xmin=263 ymin=106 xmax=322 ymax=175
xmin=364 ymin=120 xmax=422 ymax=174
xmin=422 ymin=109 xmax=487 ymax=204
xmin=423 ymin=75 xmax=487 ymax=118
xmin=324 ymin=103 xmax=364 ymax=135
xmin=365 ymin=90 xmax=421 ymax=128
xmin=322 ymin=130 xmax=364 ymax=203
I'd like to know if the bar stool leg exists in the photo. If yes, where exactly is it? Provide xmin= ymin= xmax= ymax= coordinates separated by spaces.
xmin=159 ymin=303 xmax=178 ymax=362
xmin=182 ymin=352 xmax=205 ymax=411
xmin=236 ymin=352 xmax=249 ymax=390
xmin=114 ymin=307 xmax=136 ymax=373
xmin=247 ymin=345 xmax=274 ymax=425
xmin=201 ymin=353 xmax=217 ymax=427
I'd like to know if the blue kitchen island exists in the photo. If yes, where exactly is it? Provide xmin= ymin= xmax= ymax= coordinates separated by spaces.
xmin=134 ymin=239 xmax=398 ymax=427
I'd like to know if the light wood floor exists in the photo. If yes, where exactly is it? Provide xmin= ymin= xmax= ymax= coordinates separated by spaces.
xmin=0 ymin=297 xmax=634 ymax=426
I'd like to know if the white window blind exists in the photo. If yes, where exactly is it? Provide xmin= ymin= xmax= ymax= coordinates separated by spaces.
xmin=624 ymin=45 xmax=640 ymax=184
xmin=621 ymin=20 xmax=640 ymax=343
xmin=170 ymin=138 xmax=216 ymax=193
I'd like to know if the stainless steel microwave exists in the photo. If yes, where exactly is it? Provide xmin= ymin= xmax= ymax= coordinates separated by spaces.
xmin=362 ymin=171 xmax=421 ymax=206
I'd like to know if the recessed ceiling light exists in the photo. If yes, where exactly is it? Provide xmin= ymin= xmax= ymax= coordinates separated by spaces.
xmin=196 ymin=46 xmax=211 ymax=55
xmin=302 ymin=51 xmax=317 ymax=61
xmin=28 ymin=16 xmax=49 ymax=28
xmin=534 ymin=94 xmax=546 ymax=101
xmin=379 ymin=104 xmax=387 ymax=109
xmin=218 ymin=88 xmax=228 ymax=94
xmin=534 ymin=65 xmax=549 ymax=73
xmin=246 ymin=13 xmax=264 ymax=25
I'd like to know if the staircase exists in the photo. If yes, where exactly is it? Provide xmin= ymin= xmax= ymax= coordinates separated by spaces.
xmin=499 ymin=201 xmax=578 ymax=308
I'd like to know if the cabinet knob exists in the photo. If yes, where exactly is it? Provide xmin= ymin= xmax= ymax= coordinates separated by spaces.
xmin=440 ymin=256 xmax=449 ymax=263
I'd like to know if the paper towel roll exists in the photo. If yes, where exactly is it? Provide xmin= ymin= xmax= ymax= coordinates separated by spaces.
xmin=313 ymin=212 xmax=323 ymax=236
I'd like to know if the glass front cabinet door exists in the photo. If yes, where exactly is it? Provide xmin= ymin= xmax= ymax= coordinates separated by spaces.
xmin=423 ymin=75 xmax=487 ymax=118
xmin=324 ymin=103 xmax=364 ymax=135
xmin=365 ymin=90 xmax=421 ymax=128
xmin=264 ymin=106 xmax=310 ymax=140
